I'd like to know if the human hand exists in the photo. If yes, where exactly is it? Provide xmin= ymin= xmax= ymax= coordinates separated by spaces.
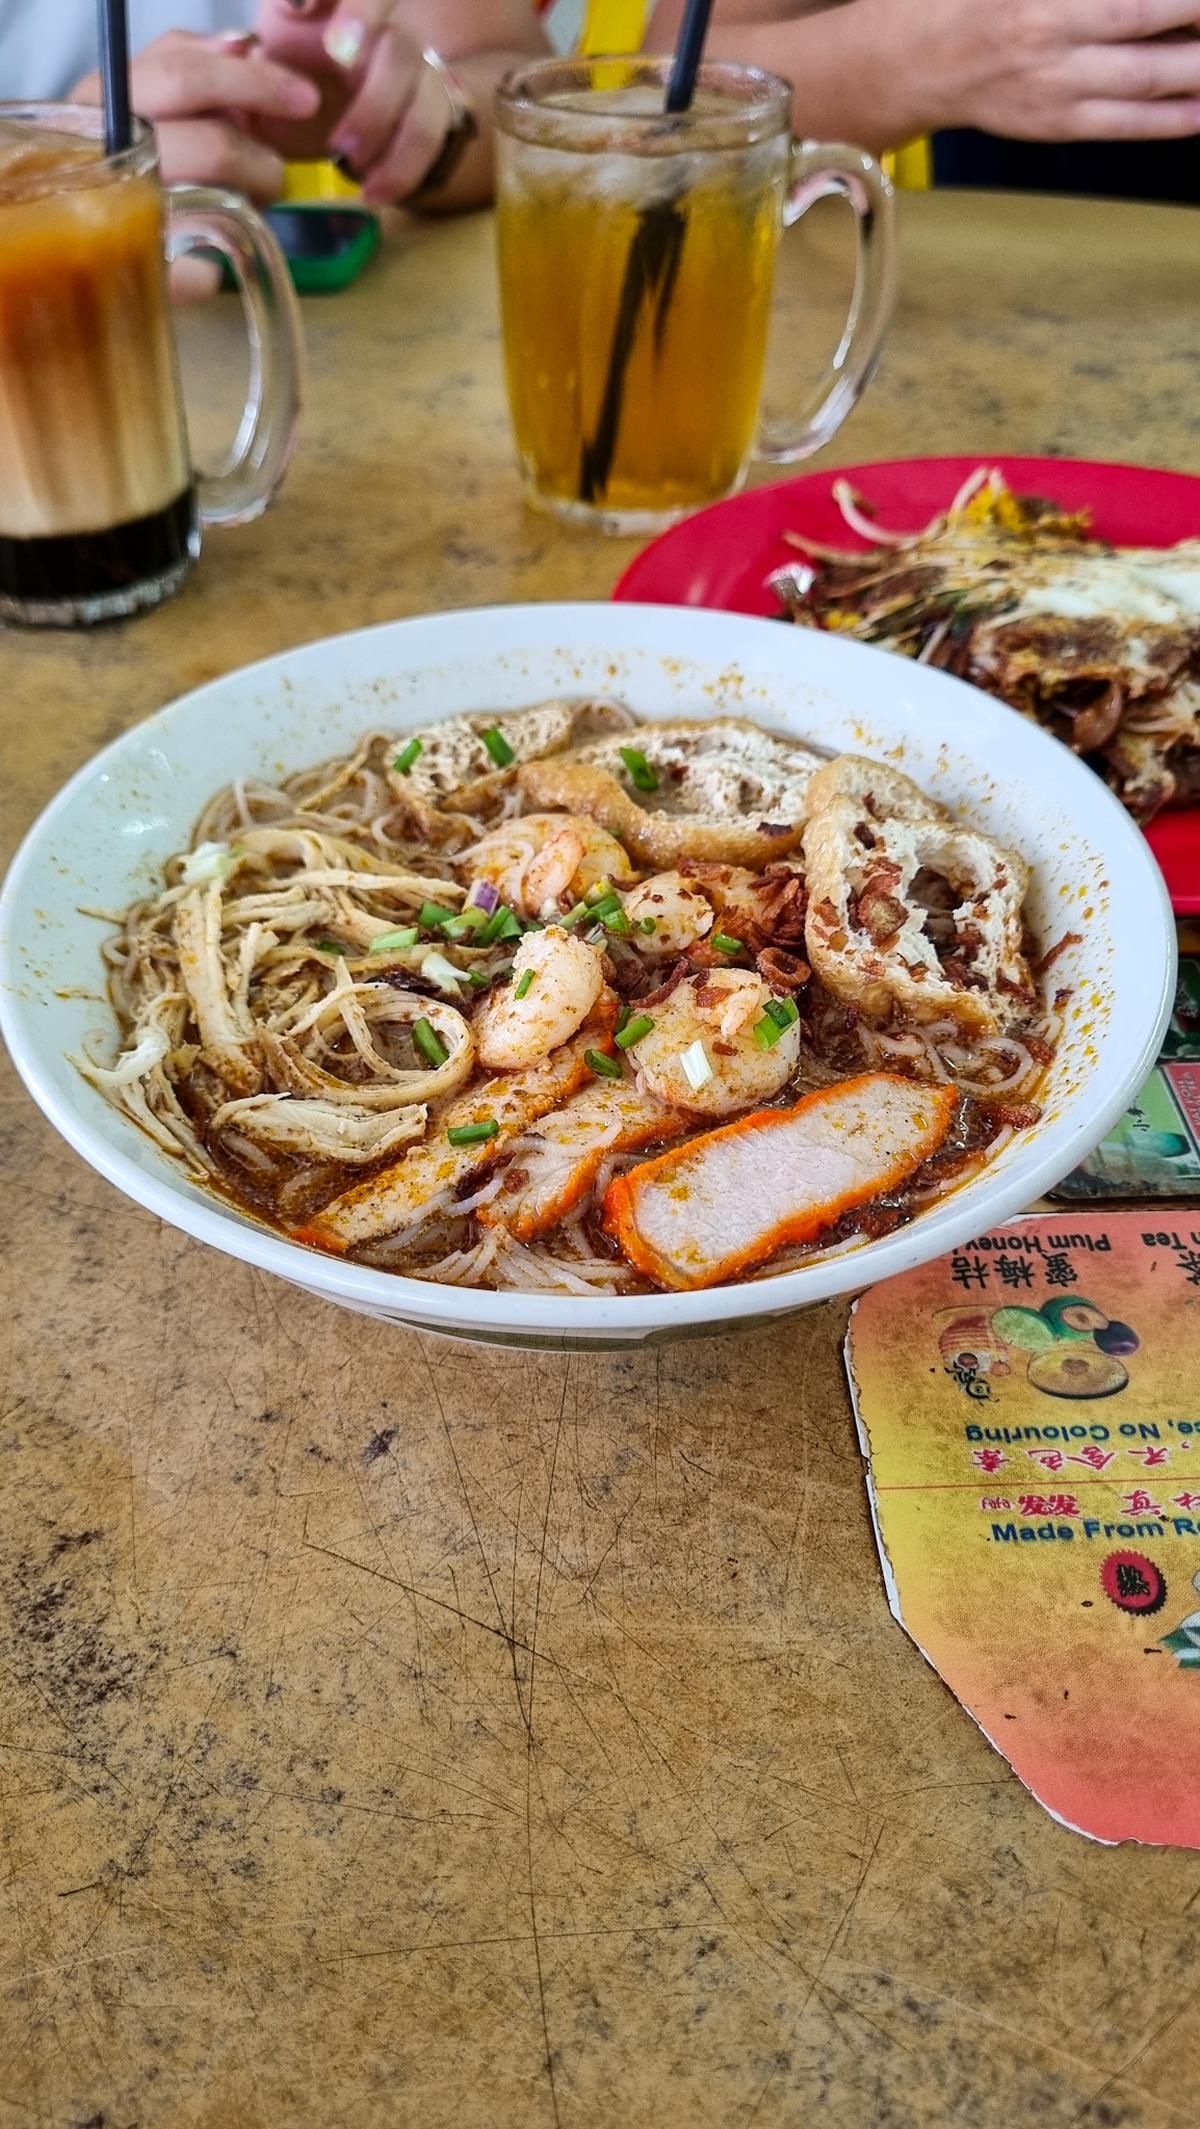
xmin=255 ymin=0 xmax=462 ymax=203
xmin=908 ymin=0 xmax=1200 ymax=142
xmin=72 ymin=28 xmax=321 ymax=203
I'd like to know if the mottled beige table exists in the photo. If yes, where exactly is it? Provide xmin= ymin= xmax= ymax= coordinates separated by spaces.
xmin=4 ymin=190 xmax=1200 ymax=2129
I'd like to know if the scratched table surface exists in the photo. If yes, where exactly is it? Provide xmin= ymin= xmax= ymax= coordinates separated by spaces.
xmin=3 ymin=189 xmax=1200 ymax=2129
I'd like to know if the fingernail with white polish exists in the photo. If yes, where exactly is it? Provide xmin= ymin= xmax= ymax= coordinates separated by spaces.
xmin=324 ymin=19 xmax=365 ymax=69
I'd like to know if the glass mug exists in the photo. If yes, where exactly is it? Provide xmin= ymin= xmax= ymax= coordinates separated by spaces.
xmin=0 ymin=104 xmax=302 ymax=627
xmin=495 ymin=58 xmax=895 ymax=535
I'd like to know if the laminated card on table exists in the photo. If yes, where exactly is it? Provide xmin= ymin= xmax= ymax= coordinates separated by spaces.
xmin=845 ymin=1212 xmax=1200 ymax=1847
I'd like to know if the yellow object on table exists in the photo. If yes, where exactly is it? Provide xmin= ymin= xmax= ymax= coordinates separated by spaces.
xmin=580 ymin=0 xmax=650 ymax=52
xmin=885 ymin=137 xmax=933 ymax=189
xmin=280 ymin=160 xmax=363 ymax=203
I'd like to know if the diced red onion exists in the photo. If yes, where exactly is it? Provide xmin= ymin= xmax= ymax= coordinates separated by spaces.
xmin=468 ymin=880 xmax=499 ymax=916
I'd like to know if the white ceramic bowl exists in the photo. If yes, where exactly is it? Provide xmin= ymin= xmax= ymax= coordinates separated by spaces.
xmin=0 ymin=603 xmax=1176 ymax=1347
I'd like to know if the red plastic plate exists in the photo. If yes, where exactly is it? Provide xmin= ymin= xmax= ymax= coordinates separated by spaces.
xmin=613 ymin=455 xmax=1200 ymax=912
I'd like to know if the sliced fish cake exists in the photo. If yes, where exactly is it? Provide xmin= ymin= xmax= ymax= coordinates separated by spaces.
xmin=296 ymin=1013 xmax=614 ymax=1254
xmin=480 ymin=1081 xmax=687 ymax=1242
xmin=603 ymin=1074 xmax=957 ymax=1291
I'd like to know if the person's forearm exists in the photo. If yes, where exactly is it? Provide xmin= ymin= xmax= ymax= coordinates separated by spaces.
xmin=651 ymin=0 xmax=936 ymax=154
xmin=412 ymin=48 xmax=526 ymax=213
xmin=408 ymin=1 xmax=546 ymax=214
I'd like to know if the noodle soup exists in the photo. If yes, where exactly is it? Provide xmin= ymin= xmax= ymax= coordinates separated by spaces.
xmin=82 ymin=701 xmax=1062 ymax=1297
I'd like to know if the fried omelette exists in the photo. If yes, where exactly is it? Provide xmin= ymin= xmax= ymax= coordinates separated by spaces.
xmin=771 ymin=468 xmax=1200 ymax=821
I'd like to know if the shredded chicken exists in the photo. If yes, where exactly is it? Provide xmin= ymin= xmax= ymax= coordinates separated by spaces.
xmin=174 ymin=884 xmax=259 ymax=1093
xmin=212 ymin=1094 xmax=428 ymax=1164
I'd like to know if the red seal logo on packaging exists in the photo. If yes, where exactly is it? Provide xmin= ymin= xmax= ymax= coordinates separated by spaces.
xmin=1100 ymin=1551 xmax=1167 ymax=1616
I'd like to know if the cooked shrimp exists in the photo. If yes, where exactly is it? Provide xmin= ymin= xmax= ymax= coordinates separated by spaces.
xmin=632 ymin=969 xmax=801 ymax=1116
xmin=475 ymin=925 xmax=606 ymax=1069
xmin=621 ymin=871 xmax=714 ymax=959
xmin=678 ymin=862 xmax=767 ymax=943
xmin=468 ymin=814 xmax=632 ymax=919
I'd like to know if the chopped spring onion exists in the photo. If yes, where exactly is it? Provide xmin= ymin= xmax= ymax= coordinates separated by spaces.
xmin=712 ymin=932 xmax=743 ymax=956
xmin=369 ymin=926 xmax=419 ymax=953
xmin=678 ymin=1039 xmax=713 ymax=1091
xmin=615 ymin=1013 xmax=654 ymax=1050
xmin=481 ymin=726 xmax=516 ymax=769
xmin=317 ymin=939 xmax=347 ymax=956
xmin=420 ymin=949 xmax=466 ymax=994
xmin=393 ymin=737 xmax=423 ymax=775
xmin=585 ymin=877 xmax=614 ymax=906
xmin=638 ymin=916 xmax=658 ymax=934
xmin=753 ymin=997 xmax=799 ymax=1048
xmin=418 ymin=899 xmax=458 ymax=929
xmin=585 ymin=1048 xmax=623 ymax=1080
xmin=440 ymin=906 xmax=490 ymax=939
xmin=616 ymin=1003 xmax=631 ymax=1032
xmin=560 ymin=901 xmax=589 ymax=929
xmin=584 ymin=924 xmax=606 ymax=947
xmin=477 ymin=904 xmax=522 ymax=946
xmin=585 ymin=887 xmax=630 ymax=934
xmin=467 ymin=879 xmax=499 ymax=916
xmin=447 ymin=1118 xmax=500 ymax=1146
xmin=619 ymin=744 xmax=659 ymax=794
xmin=514 ymin=968 xmax=534 ymax=1000
xmin=466 ymin=968 xmax=491 ymax=989
xmin=412 ymin=1016 xmax=449 ymax=1068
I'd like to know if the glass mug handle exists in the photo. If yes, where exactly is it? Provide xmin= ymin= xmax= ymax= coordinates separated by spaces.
xmin=757 ymin=141 xmax=896 ymax=464
xmin=164 ymin=185 xmax=303 ymax=527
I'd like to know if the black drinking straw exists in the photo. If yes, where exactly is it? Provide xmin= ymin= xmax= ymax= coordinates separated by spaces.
xmin=97 ymin=0 xmax=133 ymax=155
xmin=578 ymin=0 xmax=716 ymax=506
xmin=665 ymin=0 xmax=715 ymax=112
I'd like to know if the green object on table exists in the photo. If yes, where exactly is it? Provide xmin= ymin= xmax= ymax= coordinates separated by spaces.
xmin=220 ymin=204 xmax=380 ymax=294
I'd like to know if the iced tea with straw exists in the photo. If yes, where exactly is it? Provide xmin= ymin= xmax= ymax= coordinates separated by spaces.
xmin=495 ymin=59 xmax=896 ymax=536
